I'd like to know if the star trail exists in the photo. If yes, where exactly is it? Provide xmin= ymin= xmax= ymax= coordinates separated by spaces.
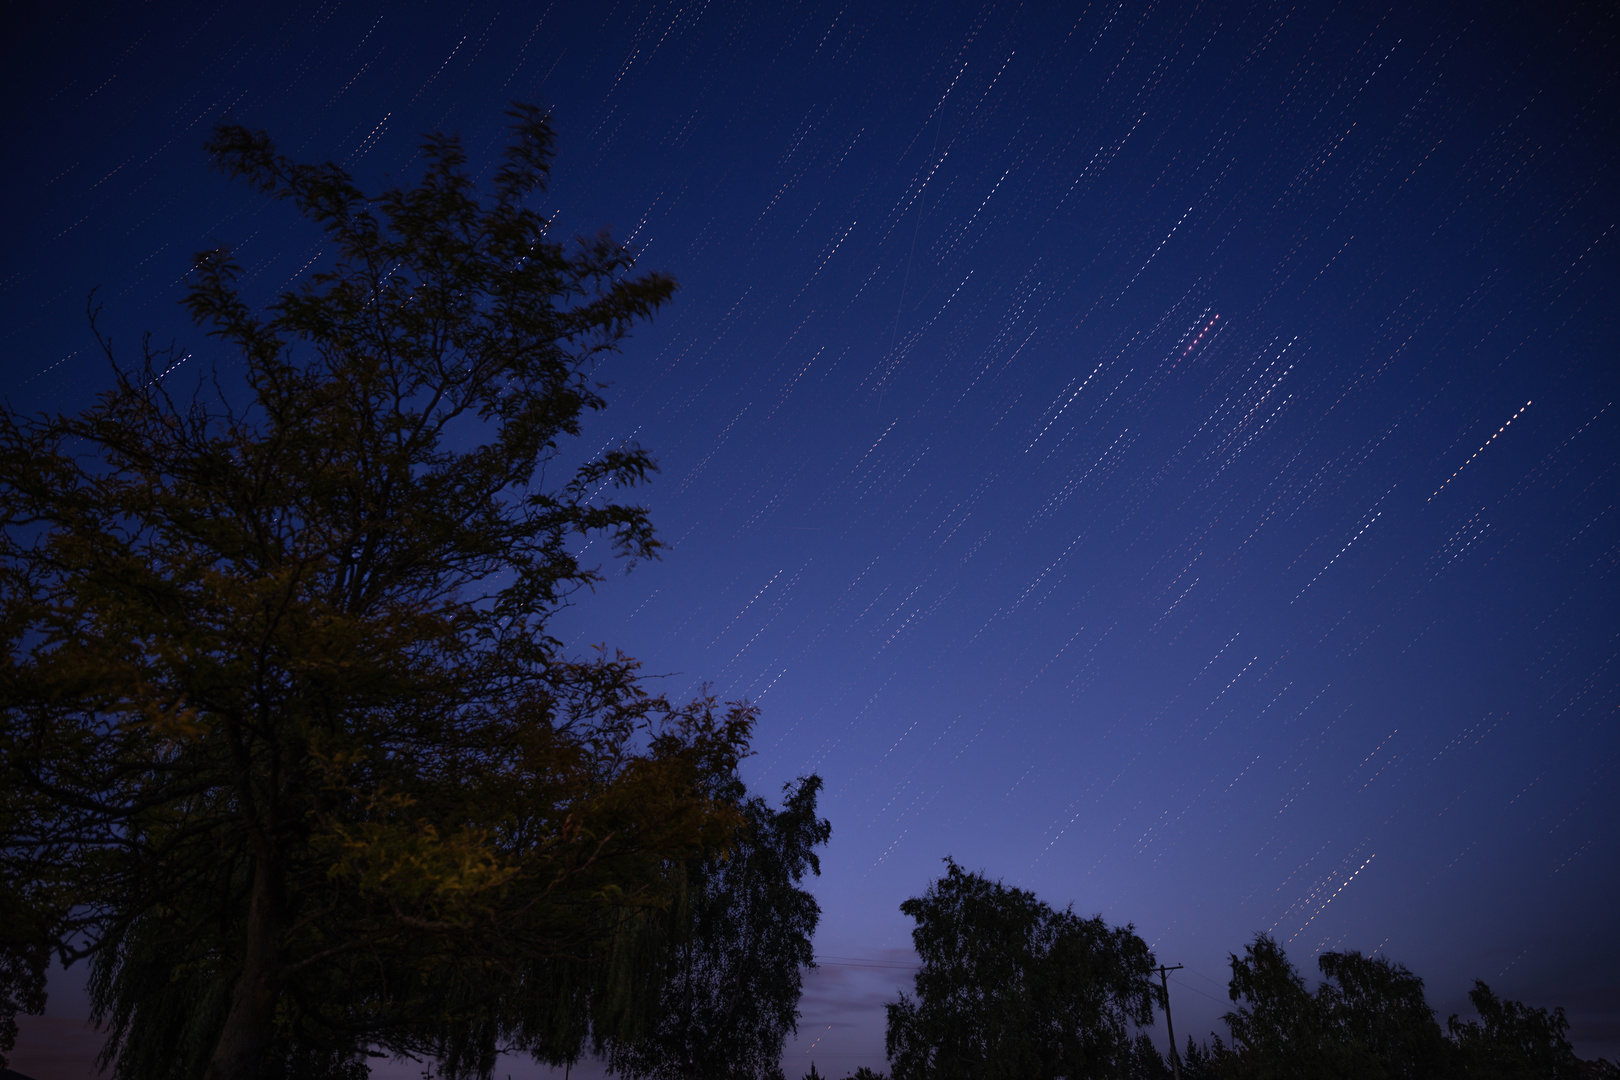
xmin=3 ymin=1 xmax=1617 ymax=1075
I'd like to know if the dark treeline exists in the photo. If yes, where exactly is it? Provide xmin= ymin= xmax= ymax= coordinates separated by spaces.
xmin=1179 ymin=933 xmax=1598 ymax=1080
xmin=812 ymin=861 xmax=1615 ymax=1080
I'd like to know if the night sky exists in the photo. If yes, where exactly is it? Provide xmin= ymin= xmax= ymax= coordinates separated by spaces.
xmin=4 ymin=2 xmax=1618 ymax=1076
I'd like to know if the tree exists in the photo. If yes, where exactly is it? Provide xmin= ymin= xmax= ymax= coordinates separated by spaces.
xmin=1448 ymin=981 xmax=1582 ymax=1080
xmin=1179 ymin=1038 xmax=1221 ymax=1080
xmin=0 ymin=106 xmax=754 ymax=1080
xmin=1217 ymin=934 xmax=1451 ymax=1080
xmin=1217 ymin=934 xmax=1328 ymax=1079
xmin=884 ymin=858 xmax=1158 ymax=1080
xmin=601 ymin=775 xmax=832 ymax=1080
xmin=1316 ymin=949 xmax=1451 ymax=1079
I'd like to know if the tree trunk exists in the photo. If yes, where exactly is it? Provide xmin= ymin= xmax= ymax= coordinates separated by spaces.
xmin=203 ymin=848 xmax=283 ymax=1080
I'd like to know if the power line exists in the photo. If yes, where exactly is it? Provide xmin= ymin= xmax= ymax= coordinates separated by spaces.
xmin=1170 ymin=973 xmax=1229 ymax=1006
xmin=812 ymin=954 xmax=919 ymax=969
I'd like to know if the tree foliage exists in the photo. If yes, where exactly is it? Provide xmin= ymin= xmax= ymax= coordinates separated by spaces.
xmin=1448 ymin=981 xmax=1582 ymax=1080
xmin=603 ymin=775 xmax=832 ymax=1080
xmin=884 ymin=858 xmax=1159 ymax=1080
xmin=1316 ymin=948 xmax=1455 ymax=1079
xmin=1200 ymin=933 xmax=1589 ymax=1080
xmin=1215 ymin=933 xmax=1450 ymax=1079
xmin=0 ymin=106 xmax=754 ymax=1080
xmin=1217 ymin=933 xmax=1326 ymax=1078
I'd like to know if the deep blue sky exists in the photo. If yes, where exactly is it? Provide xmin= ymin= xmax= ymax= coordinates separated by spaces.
xmin=4 ymin=1 xmax=1618 ymax=1076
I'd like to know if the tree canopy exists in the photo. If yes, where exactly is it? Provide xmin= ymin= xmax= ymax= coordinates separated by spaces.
xmin=604 ymin=775 xmax=832 ymax=1080
xmin=884 ymin=858 xmax=1162 ymax=1080
xmin=1184 ymin=933 xmax=1592 ymax=1080
xmin=877 ymin=895 xmax=1608 ymax=1080
xmin=1213 ymin=933 xmax=1452 ymax=1079
xmin=1447 ymin=980 xmax=1583 ymax=1080
xmin=0 ymin=106 xmax=755 ymax=1080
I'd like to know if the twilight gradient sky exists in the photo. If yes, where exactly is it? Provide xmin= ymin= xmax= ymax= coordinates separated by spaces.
xmin=3 ymin=2 xmax=1617 ymax=1076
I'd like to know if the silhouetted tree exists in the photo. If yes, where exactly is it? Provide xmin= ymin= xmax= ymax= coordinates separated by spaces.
xmin=1123 ymin=1033 xmax=1175 ymax=1080
xmin=1317 ymin=949 xmax=1451 ymax=1079
xmin=1218 ymin=934 xmax=1329 ymax=1078
xmin=601 ymin=776 xmax=831 ymax=1080
xmin=1213 ymin=934 xmax=1599 ymax=1080
xmin=1217 ymin=934 xmax=1455 ymax=1079
xmin=1449 ymin=981 xmax=1582 ymax=1080
xmin=884 ymin=858 xmax=1157 ymax=1080
xmin=1180 ymin=1037 xmax=1221 ymax=1080
xmin=0 ymin=107 xmax=754 ymax=1080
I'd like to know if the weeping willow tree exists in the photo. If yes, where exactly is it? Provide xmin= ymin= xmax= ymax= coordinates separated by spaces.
xmin=602 ymin=775 xmax=831 ymax=1080
xmin=0 ymin=105 xmax=752 ymax=1080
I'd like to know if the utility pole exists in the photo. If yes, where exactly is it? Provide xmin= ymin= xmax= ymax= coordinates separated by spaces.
xmin=1152 ymin=964 xmax=1185 ymax=1080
